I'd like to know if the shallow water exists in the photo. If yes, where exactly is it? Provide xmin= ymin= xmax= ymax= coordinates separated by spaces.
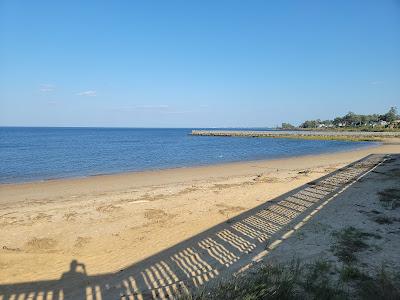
xmin=0 ymin=127 xmax=377 ymax=183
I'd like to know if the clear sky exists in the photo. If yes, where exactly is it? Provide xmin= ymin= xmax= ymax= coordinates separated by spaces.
xmin=1 ymin=1 xmax=399 ymax=127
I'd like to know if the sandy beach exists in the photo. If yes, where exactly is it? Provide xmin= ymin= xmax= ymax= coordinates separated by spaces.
xmin=1 ymin=139 xmax=400 ymax=285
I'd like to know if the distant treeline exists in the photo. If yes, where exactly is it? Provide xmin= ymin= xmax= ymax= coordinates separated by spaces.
xmin=282 ymin=107 xmax=400 ymax=130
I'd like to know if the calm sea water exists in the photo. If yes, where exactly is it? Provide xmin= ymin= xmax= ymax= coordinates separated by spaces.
xmin=0 ymin=127 xmax=377 ymax=184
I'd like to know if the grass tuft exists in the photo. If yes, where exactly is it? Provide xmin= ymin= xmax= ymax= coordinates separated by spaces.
xmin=374 ymin=215 xmax=393 ymax=224
xmin=357 ymin=266 xmax=400 ymax=300
xmin=340 ymin=265 xmax=369 ymax=282
xmin=378 ymin=188 xmax=400 ymax=209
xmin=331 ymin=227 xmax=381 ymax=264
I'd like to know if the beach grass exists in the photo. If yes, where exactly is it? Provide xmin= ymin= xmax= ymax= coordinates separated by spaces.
xmin=179 ymin=260 xmax=400 ymax=300
xmin=330 ymin=226 xmax=381 ymax=264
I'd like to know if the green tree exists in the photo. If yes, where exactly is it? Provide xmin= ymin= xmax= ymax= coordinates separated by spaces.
xmin=300 ymin=120 xmax=319 ymax=128
xmin=281 ymin=123 xmax=296 ymax=129
xmin=384 ymin=107 xmax=398 ymax=123
xmin=333 ymin=117 xmax=344 ymax=126
xmin=343 ymin=112 xmax=360 ymax=126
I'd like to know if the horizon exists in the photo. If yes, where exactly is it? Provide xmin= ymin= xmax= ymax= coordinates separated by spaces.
xmin=1 ymin=1 xmax=399 ymax=127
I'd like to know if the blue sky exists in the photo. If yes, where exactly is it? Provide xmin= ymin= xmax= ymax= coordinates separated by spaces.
xmin=1 ymin=1 xmax=399 ymax=127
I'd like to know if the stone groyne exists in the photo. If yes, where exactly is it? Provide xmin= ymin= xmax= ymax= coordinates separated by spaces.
xmin=191 ymin=130 xmax=400 ymax=139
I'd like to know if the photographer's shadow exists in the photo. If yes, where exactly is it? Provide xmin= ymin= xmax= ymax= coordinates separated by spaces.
xmin=59 ymin=260 xmax=89 ymax=300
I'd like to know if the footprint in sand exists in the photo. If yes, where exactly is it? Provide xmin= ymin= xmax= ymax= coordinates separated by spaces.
xmin=144 ymin=209 xmax=175 ymax=223
xmin=31 ymin=212 xmax=52 ymax=222
xmin=64 ymin=211 xmax=78 ymax=222
xmin=261 ymin=177 xmax=283 ymax=183
xmin=74 ymin=236 xmax=92 ymax=248
xmin=0 ymin=261 xmax=9 ymax=270
xmin=216 ymin=204 xmax=246 ymax=217
xmin=25 ymin=237 xmax=58 ymax=252
xmin=96 ymin=204 xmax=122 ymax=213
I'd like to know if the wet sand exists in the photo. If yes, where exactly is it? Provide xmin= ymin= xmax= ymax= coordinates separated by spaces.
xmin=1 ymin=139 xmax=400 ymax=284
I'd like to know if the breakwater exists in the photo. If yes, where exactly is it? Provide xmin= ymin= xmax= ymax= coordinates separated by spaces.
xmin=191 ymin=130 xmax=400 ymax=139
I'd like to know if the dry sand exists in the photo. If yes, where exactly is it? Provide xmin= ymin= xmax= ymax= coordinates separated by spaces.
xmin=1 ymin=139 xmax=400 ymax=285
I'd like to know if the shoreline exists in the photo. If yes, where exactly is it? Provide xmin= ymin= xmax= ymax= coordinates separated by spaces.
xmin=0 ymin=140 xmax=380 ymax=186
xmin=1 ymin=139 xmax=400 ymax=284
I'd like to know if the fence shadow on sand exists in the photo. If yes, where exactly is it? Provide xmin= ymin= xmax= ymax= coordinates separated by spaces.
xmin=0 ymin=154 xmax=390 ymax=300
